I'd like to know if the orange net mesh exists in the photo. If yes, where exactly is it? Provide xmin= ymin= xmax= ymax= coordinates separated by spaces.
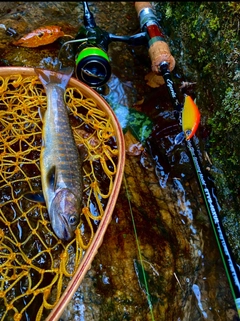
xmin=0 ymin=74 xmax=118 ymax=321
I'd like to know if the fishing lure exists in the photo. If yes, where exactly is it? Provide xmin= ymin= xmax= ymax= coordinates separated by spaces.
xmin=182 ymin=95 xmax=201 ymax=140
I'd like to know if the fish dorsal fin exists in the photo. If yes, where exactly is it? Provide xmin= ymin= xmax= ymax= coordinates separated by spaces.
xmin=34 ymin=67 xmax=74 ymax=90
xmin=47 ymin=165 xmax=57 ymax=192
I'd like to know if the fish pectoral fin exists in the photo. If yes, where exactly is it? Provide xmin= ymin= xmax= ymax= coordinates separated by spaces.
xmin=77 ymin=144 xmax=87 ymax=162
xmin=38 ymin=106 xmax=46 ymax=122
xmin=23 ymin=191 xmax=45 ymax=203
xmin=47 ymin=165 xmax=57 ymax=191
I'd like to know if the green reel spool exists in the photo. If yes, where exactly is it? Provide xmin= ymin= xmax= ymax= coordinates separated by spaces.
xmin=75 ymin=46 xmax=111 ymax=87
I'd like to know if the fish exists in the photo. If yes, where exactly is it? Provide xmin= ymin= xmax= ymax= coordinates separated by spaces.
xmin=25 ymin=67 xmax=83 ymax=241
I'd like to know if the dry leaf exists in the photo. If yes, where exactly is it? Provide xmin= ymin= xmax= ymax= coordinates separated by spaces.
xmin=133 ymin=97 xmax=145 ymax=108
xmin=124 ymin=130 xmax=144 ymax=156
xmin=12 ymin=25 xmax=65 ymax=47
xmin=145 ymin=71 xmax=165 ymax=88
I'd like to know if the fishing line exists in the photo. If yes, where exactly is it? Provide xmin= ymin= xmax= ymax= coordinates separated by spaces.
xmin=57 ymin=38 xmax=88 ymax=65
xmin=123 ymin=174 xmax=156 ymax=321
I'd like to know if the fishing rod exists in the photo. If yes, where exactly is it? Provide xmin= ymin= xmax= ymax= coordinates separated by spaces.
xmin=58 ymin=1 xmax=240 ymax=316
xmin=135 ymin=1 xmax=240 ymax=317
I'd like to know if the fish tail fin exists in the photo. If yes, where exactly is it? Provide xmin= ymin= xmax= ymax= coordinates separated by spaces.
xmin=34 ymin=66 xmax=74 ymax=90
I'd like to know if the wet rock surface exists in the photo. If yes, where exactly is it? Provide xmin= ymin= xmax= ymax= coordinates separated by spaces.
xmin=0 ymin=2 xmax=238 ymax=321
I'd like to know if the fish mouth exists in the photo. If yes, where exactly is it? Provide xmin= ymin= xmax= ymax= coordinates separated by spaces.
xmin=51 ymin=214 xmax=74 ymax=242
xmin=49 ymin=189 xmax=80 ymax=242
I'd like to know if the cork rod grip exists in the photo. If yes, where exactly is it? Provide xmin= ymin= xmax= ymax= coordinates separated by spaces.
xmin=135 ymin=2 xmax=175 ymax=72
xmin=135 ymin=2 xmax=152 ymax=15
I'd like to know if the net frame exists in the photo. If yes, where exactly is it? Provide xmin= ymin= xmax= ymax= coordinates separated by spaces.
xmin=0 ymin=67 xmax=125 ymax=321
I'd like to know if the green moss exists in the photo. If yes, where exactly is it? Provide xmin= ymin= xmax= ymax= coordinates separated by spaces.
xmin=155 ymin=2 xmax=240 ymax=261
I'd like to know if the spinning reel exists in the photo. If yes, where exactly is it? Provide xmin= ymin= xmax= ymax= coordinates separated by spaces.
xmin=58 ymin=2 xmax=161 ymax=87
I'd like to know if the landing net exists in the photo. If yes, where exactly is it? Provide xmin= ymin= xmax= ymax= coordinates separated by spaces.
xmin=0 ymin=73 xmax=118 ymax=321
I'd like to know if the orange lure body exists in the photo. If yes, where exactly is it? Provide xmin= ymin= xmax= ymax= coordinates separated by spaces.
xmin=182 ymin=95 xmax=201 ymax=140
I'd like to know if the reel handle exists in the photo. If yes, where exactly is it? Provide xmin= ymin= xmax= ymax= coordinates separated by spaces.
xmin=135 ymin=2 xmax=175 ymax=73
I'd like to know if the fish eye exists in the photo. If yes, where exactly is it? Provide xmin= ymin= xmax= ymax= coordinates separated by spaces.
xmin=69 ymin=215 xmax=77 ymax=226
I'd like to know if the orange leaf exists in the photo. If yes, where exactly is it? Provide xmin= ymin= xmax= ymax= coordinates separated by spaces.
xmin=144 ymin=71 xmax=164 ymax=88
xmin=12 ymin=25 xmax=65 ymax=47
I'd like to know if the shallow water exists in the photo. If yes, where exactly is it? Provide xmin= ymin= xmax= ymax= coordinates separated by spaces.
xmin=0 ymin=2 xmax=239 ymax=321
